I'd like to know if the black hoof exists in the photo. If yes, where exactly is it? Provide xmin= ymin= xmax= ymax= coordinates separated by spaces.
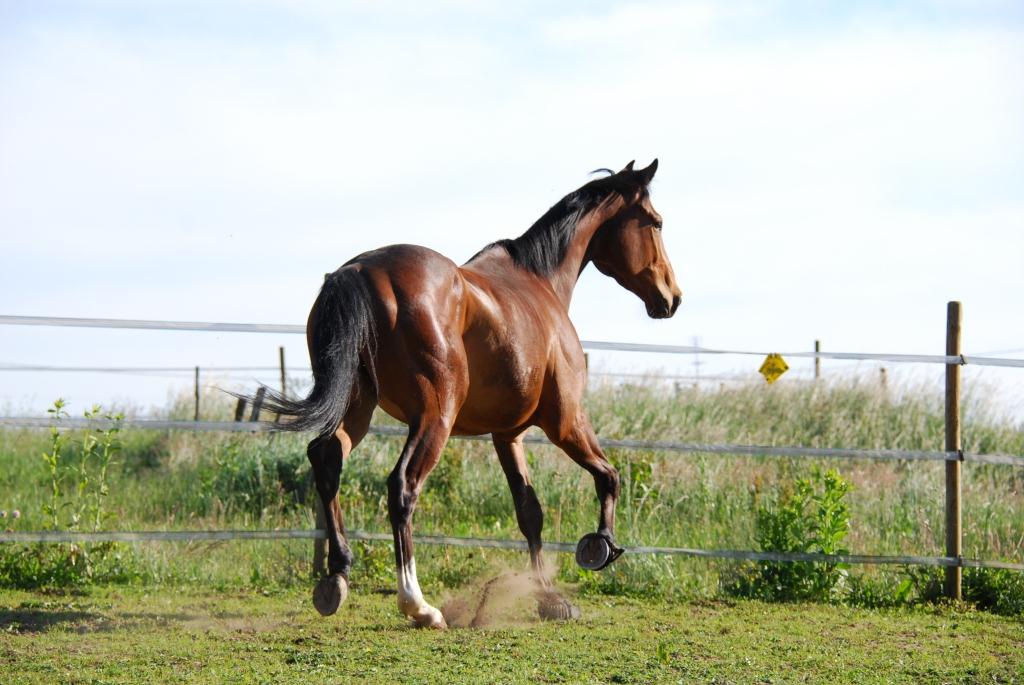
xmin=537 ymin=593 xmax=581 ymax=621
xmin=575 ymin=532 xmax=624 ymax=571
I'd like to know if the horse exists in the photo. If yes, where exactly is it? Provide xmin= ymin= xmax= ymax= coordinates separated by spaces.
xmin=253 ymin=159 xmax=681 ymax=628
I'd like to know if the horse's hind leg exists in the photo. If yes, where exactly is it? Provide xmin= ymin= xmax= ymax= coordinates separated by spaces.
xmin=493 ymin=434 xmax=580 ymax=621
xmin=388 ymin=415 xmax=456 ymax=629
xmin=308 ymin=378 xmax=376 ymax=617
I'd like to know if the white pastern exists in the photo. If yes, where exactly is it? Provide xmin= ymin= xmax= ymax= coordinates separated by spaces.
xmin=397 ymin=558 xmax=446 ymax=628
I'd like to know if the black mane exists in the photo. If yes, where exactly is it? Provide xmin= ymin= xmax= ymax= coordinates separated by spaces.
xmin=472 ymin=170 xmax=645 ymax=276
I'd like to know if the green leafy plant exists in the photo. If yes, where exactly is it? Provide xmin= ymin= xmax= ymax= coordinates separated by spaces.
xmin=964 ymin=567 xmax=1024 ymax=616
xmin=81 ymin=405 xmax=123 ymax=530
xmin=845 ymin=570 xmax=914 ymax=608
xmin=0 ymin=401 xmax=141 ymax=588
xmin=724 ymin=469 xmax=852 ymax=602
xmin=40 ymin=399 xmax=70 ymax=529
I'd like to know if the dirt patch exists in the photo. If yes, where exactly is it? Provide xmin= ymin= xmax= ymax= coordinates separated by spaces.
xmin=442 ymin=570 xmax=542 ymax=628
xmin=440 ymin=560 xmax=580 ymax=630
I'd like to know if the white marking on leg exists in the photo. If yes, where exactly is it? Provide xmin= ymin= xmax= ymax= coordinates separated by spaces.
xmin=397 ymin=558 xmax=445 ymax=628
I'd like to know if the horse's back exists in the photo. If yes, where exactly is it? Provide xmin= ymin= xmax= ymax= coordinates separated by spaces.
xmin=337 ymin=243 xmax=583 ymax=436
xmin=342 ymin=243 xmax=464 ymax=326
xmin=337 ymin=244 xmax=470 ymax=421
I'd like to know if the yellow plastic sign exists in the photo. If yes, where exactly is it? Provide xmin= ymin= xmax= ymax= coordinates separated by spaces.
xmin=759 ymin=353 xmax=789 ymax=384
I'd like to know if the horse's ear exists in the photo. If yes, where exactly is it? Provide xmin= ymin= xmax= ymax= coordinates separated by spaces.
xmin=637 ymin=158 xmax=658 ymax=185
xmin=620 ymin=160 xmax=635 ymax=173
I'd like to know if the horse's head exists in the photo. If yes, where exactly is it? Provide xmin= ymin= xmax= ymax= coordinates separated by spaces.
xmin=589 ymin=159 xmax=682 ymax=319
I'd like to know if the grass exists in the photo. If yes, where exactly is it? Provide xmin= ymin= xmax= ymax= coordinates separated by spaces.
xmin=1 ymin=585 xmax=1021 ymax=684
xmin=1 ymin=378 xmax=1022 ymax=607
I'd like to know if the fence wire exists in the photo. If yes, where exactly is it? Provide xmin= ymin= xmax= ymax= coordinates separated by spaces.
xmin=2 ymin=529 xmax=1021 ymax=572
xmin=3 ymin=417 xmax=1022 ymax=467
xmin=3 ymin=314 xmax=1023 ymax=368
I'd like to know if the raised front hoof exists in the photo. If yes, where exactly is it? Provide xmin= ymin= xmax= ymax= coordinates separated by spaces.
xmin=536 ymin=593 xmax=581 ymax=621
xmin=575 ymin=532 xmax=624 ymax=571
xmin=312 ymin=574 xmax=349 ymax=617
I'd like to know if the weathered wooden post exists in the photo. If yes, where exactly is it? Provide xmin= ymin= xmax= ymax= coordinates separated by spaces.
xmin=249 ymin=386 xmax=266 ymax=422
xmin=194 ymin=366 xmax=200 ymax=421
xmin=279 ymin=346 xmax=287 ymax=397
xmin=276 ymin=346 xmax=287 ymax=424
xmin=814 ymin=340 xmax=821 ymax=380
xmin=944 ymin=301 xmax=962 ymax=600
xmin=233 ymin=398 xmax=247 ymax=421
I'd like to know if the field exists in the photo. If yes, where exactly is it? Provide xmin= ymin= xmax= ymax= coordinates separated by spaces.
xmin=2 ymin=378 xmax=1023 ymax=681
xmin=3 ymin=586 xmax=1022 ymax=684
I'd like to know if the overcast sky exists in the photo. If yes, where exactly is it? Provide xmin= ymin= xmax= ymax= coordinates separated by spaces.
xmin=1 ymin=1 xmax=1022 ymax=419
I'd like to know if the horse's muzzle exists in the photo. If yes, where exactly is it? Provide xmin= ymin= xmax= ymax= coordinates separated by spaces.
xmin=648 ymin=294 xmax=681 ymax=319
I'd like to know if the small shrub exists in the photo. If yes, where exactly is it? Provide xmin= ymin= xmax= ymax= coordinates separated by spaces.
xmin=184 ymin=436 xmax=310 ymax=518
xmin=845 ymin=570 xmax=914 ymax=608
xmin=964 ymin=567 xmax=1024 ymax=616
xmin=723 ymin=469 xmax=852 ymax=602
xmin=0 ymin=400 xmax=146 ymax=588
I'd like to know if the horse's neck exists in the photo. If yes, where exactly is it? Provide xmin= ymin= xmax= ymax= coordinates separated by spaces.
xmin=546 ymin=198 xmax=621 ymax=309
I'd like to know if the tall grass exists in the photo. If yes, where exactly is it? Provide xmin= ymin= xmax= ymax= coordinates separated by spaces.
xmin=1 ymin=377 xmax=1021 ymax=610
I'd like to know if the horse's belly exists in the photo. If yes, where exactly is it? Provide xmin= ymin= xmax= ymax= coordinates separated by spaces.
xmin=375 ymin=349 xmax=543 ymax=436
xmin=453 ymin=346 xmax=545 ymax=435
xmin=453 ymin=384 xmax=539 ymax=436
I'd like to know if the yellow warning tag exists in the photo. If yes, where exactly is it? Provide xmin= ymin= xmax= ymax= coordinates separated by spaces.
xmin=759 ymin=353 xmax=789 ymax=384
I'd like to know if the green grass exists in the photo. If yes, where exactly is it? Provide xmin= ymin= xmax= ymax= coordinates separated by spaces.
xmin=1 ymin=379 xmax=1022 ymax=608
xmin=1 ymin=585 xmax=1021 ymax=684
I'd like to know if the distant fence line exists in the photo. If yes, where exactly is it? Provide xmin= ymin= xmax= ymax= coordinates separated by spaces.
xmin=0 ymin=362 xmax=780 ymax=384
xmin=2 ymin=314 xmax=1023 ymax=368
xmin=1 ymin=417 xmax=1022 ymax=468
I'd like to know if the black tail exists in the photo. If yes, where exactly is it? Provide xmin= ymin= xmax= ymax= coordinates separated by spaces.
xmin=238 ymin=267 xmax=377 ymax=438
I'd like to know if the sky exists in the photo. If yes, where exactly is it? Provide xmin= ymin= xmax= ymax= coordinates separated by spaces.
xmin=1 ymin=0 xmax=1022 ymax=420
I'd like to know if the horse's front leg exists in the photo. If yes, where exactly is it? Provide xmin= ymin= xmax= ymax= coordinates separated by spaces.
xmin=388 ymin=417 xmax=453 ymax=629
xmin=492 ymin=434 xmax=580 ymax=620
xmin=544 ymin=412 xmax=624 ymax=567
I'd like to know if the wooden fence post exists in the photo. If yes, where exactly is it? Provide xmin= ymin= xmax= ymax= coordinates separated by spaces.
xmin=193 ymin=366 xmax=200 ymax=421
xmin=233 ymin=398 xmax=247 ymax=422
xmin=945 ymin=301 xmax=962 ymax=600
xmin=279 ymin=346 xmax=287 ymax=397
xmin=814 ymin=340 xmax=821 ymax=380
xmin=249 ymin=386 xmax=266 ymax=422
xmin=276 ymin=346 xmax=287 ymax=424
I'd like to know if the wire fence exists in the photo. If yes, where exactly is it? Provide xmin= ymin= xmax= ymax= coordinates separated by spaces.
xmin=2 ymin=314 xmax=1023 ymax=368
xmin=2 ymin=528 xmax=1022 ymax=572
xmin=2 ymin=310 xmax=1023 ymax=586
xmin=2 ymin=416 xmax=1023 ymax=572
xmin=2 ymin=417 xmax=1023 ymax=467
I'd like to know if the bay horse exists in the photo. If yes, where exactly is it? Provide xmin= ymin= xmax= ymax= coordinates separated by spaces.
xmin=256 ymin=159 xmax=681 ymax=628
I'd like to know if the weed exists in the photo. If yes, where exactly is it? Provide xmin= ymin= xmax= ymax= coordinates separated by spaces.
xmin=0 ymin=401 xmax=143 ymax=588
xmin=724 ymin=469 xmax=852 ymax=602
